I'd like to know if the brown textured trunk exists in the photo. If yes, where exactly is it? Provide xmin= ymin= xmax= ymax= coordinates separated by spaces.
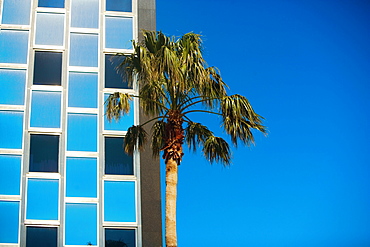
xmin=163 ymin=110 xmax=184 ymax=247
xmin=165 ymin=158 xmax=178 ymax=247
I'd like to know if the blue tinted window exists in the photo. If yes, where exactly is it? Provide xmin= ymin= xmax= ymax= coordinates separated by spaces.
xmin=0 ymin=30 xmax=28 ymax=64
xmin=104 ymin=181 xmax=136 ymax=222
xmin=0 ymin=69 xmax=26 ymax=105
xmin=26 ymin=227 xmax=57 ymax=247
xmin=105 ymin=229 xmax=136 ymax=247
xmin=104 ymin=94 xmax=134 ymax=131
xmin=26 ymin=179 xmax=59 ymax=220
xmin=65 ymin=203 xmax=97 ymax=245
xmin=106 ymin=0 xmax=132 ymax=12
xmin=105 ymin=54 xmax=131 ymax=89
xmin=105 ymin=137 xmax=133 ymax=175
xmin=0 ymin=111 xmax=23 ymax=149
xmin=69 ymin=33 xmax=98 ymax=67
xmin=35 ymin=13 xmax=64 ymax=46
xmin=105 ymin=16 xmax=133 ymax=49
xmin=67 ymin=114 xmax=97 ymax=152
xmin=38 ymin=0 xmax=64 ymax=9
xmin=66 ymin=158 xmax=97 ymax=197
xmin=0 ymin=201 xmax=19 ymax=243
xmin=33 ymin=51 xmax=62 ymax=85
xmin=2 ymin=0 xmax=32 ymax=25
xmin=71 ymin=0 xmax=99 ymax=28
xmin=68 ymin=72 xmax=98 ymax=108
xmin=0 ymin=155 xmax=21 ymax=195
xmin=30 ymin=91 xmax=61 ymax=128
xmin=30 ymin=134 xmax=59 ymax=173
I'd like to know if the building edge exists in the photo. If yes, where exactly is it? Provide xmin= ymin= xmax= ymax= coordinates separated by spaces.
xmin=138 ymin=1 xmax=163 ymax=247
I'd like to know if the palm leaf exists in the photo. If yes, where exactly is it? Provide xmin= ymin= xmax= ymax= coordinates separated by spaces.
xmin=124 ymin=125 xmax=147 ymax=155
xmin=221 ymin=94 xmax=266 ymax=146
xmin=203 ymin=136 xmax=231 ymax=166
xmin=184 ymin=122 xmax=213 ymax=151
xmin=151 ymin=120 xmax=166 ymax=157
xmin=105 ymin=92 xmax=132 ymax=121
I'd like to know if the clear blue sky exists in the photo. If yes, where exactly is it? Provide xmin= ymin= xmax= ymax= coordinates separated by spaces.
xmin=156 ymin=0 xmax=370 ymax=246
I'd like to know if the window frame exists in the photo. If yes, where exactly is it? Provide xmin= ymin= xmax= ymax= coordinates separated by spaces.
xmin=28 ymin=133 xmax=60 ymax=173
xmin=102 ymin=179 xmax=138 ymax=226
xmin=104 ymin=227 xmax=137 ymax=247
xmin=25 ymin=225 xmax=59 ymax=247
xmin=25 ymin=177 xmax=60 ymax=224
xmin=32 ymin=51 xmax=64 ymax=86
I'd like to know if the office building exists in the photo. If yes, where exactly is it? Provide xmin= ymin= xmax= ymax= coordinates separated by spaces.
xmin=0 ymin=0 xmax=161 ymax=246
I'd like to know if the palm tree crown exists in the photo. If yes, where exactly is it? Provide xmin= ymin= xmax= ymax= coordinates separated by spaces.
xmin=105 ymin=30 xmax=266 ymax=247
xmin=106 ymin=30 xmax=266 ymax=165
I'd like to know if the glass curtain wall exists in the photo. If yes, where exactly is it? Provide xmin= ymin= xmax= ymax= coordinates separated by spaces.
xmin=0 ymin=0 xmax=139 ymax=246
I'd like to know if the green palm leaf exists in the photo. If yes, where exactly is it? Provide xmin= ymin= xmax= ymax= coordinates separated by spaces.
xmin=151 ymin=120 xmax=166 ymax=157
xmin=203 ymin=135 xmax=231 ymax=166
xmin=105 ymin=92 xmax=132 ymax=121
xmin=124 ymin=125 xmax=147 ymax=155
xmin=184 ymin=122 xmax=213 ymax=152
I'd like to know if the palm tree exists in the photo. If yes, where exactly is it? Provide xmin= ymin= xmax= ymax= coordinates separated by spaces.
xmin=105 ymin=30 xmax=266 ymax=247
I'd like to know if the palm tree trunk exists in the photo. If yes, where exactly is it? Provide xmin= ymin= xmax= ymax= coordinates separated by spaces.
xmin=165 ymin=158 xmax=178 ymax=247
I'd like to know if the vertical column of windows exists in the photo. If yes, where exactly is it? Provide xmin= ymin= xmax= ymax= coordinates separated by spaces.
xmin=64 ymin=0 xmax=100 ymax=245
xmin=0 ymin=1 xmax=30 ymax=244
xmin=103 ymin=1 xmax=137 ymax=246
xmin=24 ymin=1 xmax=66 ymax=245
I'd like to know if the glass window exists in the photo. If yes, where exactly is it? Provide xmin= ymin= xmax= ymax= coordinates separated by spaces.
xmin=104 ymin=94 xmax=134 ymax=131
xmin=0 ymin=30 xmax=29 ymax=64
xmin=0 ymin=111 xmax=23 ymax=149
xmin=65 ymin=203 xmax=97 ymax=245
xmin=106 ymin=0 xmax=132 ymax=12
xmin=26 ymin=227 xmax=57 ymax=247
xmin=29 ymin=134 xmax=59 ymax=173
xmin=104 ymin=181 xmax=136 ymax=222
xmin=0 ymin=69 xmax=26 ymax=105
xmin=105 ymin=229 xmax=136 ymax=247
xmin=68 ymin=72 xmax=98 ymax=108
xmin=0 ymin=201 xmax=19 ymax=243
xmin=30 ymin=91 xmax=61 ymax=128
xmin=105 ymin=54 xmax=131 ymax=89
xmin=105 ymin=137 xmax=133 ymax=175
xmin=2 ymin=0 xmax=32 ymax=25
xmin=69 ymin=33 xmax=98 ymax=67
xmin=67 ymin=114 xmax=97 ymax=152
xmin=0 ymin=155 xmax=21 ymax=195
xmin=26 ymin=179 xmax=59 ymax=220
xmin=33 ymin=51 xmax=62 ymax=85
xmin=38 ymin=0 xmax=64 ymax=8
xmin=35 ymin=13 xmax=64 ymax=46
xmin=71 ymin=0 xmax=99 ymax=28
xmin=66 ymin=157 xmax=97 ymax=198
xmin=105 ymin=16 xmax=133 ymax=49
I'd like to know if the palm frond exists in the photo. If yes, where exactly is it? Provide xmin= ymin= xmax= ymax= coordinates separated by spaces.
xmin=139 ymin=81 xmax=168 ymax=116
xmin=151 ymin=120 xmax=166 ymax=157
xmin=105 ymin=92 xmax=132 ymax=121
xmin=124 ymin=125 xmax=147 ymax=155
xmin=203 ymin=135 xmax=231 ymax=166
xmin=221 ymin=94 xmax=266 ymax=146
xmin=184 ymin=122 xmax=213 ymax=151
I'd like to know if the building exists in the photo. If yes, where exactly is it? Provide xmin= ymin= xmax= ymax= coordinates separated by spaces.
xmin=0 ymin=0 xmax=161 ymax=246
